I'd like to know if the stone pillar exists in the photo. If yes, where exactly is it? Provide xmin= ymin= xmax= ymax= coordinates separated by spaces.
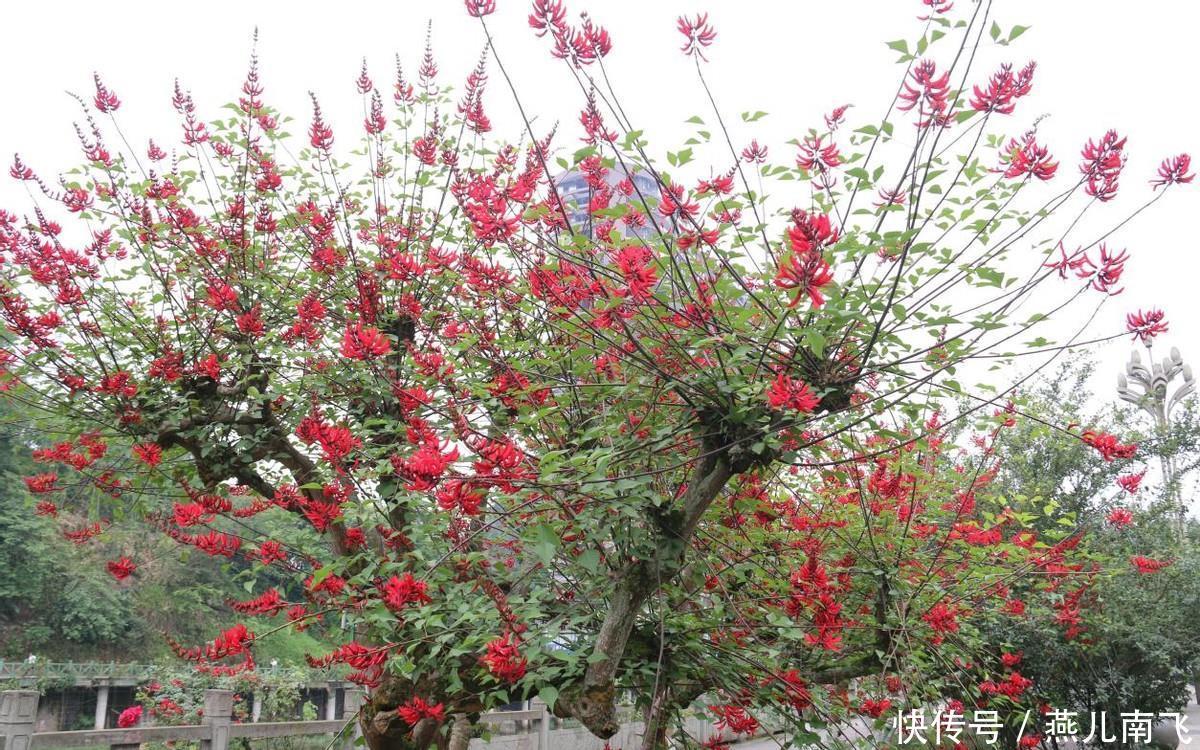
xmin=0 ymin=691 xmax=39 ymax=750
xmin=531 ymin=698 xmax=550 ymax=750
xmin=340 ymin=689 xmax=365 ymax=750
xmin=199 ymin=690 xmax=233 ymax=750
xmin=324 ymin=685 xmax=337 ymax=721
xmin=251 ymin=692 xmax=262 ymax=723
xmin=94 ymin=683 xmax=110 ymax=730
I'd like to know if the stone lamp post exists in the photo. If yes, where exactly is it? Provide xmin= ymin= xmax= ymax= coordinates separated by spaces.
xmin=1117 ymin=345 xmax=1196 ymax=540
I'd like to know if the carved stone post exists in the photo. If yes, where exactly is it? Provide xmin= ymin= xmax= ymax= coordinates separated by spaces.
xmin=199 ymin=690 xmax=234 ymax=750
xmin=341 ymin=690 xmax=365 ymax=750
xmin=0 ymin=691 xmax=39 ymax=750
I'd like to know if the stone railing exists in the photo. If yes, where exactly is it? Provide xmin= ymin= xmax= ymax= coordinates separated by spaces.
xmin=0 ymin=662 xmax=337 ymax=688
xmin=2 ymin=688 xmax=740 ymax=750
xmin=2 ymin=688 xmax=369 ymax=750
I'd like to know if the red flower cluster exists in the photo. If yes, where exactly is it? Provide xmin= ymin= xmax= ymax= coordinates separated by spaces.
xmin=1046 ymin=243 xmax=1128 ymax=296
xmin=93 ymin=74 xmax=121 ymax=113
xmin=1001 ymin=132 xmax=1057 ymax=181
xmin=106 ymin=556 xmax=137 ymax=580
xmin=1082 ymin=429 xmax=1136 ymax=461
xmin=1151 ymin=154 xmax=1194 ymax=189
xmin=899 ymin=59 xmax=951 ymax=128
xmin=970 ymin=62 xmax=1035 ymax=115
xmin=1130 ymin=555 xmax=1171 ymax=574
xmin=1115 ymin=470 xmax=1145 ymax=494
xmin=381 ymin=573 xmax=432 ymax=611
xmin=464 ymin=0 xmax=496 ymax=17
xmin=231 ymin=589 xmax=288 ymax=616
xmin=397 ymin=696 xmax=446 ymax=726
xmin=709 ymin=704 xmax=759 ymax=735
xmin=529 ymin=1 xmax=612 ymax=67
xmin=677 ymin=14 xmax=717 ymax=60
xmin=481 ymin=633 xmax=527 ymax=683
xmin=1126 ymin=308 xmax=1168 ymax=344
xmin=1079 ymin=131 xmax=1126 ymax=202
xmin=766 ymin=373 xmax=820 ymax=414
xmin=116 ymin=706 xmax=142 ymax=728
xmin=775 ymin=211 xmax=837 ymax=308
xmin=1106 ymin=508 xmax=1134 ymax=528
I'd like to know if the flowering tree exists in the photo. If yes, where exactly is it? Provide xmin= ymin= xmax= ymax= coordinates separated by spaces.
xmin=1 ymin=1 xmax=1193 ymax=749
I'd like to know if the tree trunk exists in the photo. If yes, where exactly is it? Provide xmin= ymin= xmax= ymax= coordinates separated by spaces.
xmin=558 ymin=449 xmax=732 ymax=739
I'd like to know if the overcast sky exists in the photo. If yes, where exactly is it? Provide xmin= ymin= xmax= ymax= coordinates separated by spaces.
xmin=1 ymin=0 xmax=1196 ymax=407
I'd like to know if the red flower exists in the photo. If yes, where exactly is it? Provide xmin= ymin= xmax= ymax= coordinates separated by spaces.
xmin=1107 ymin=508 xmax=1134 ymax=528
xmin=133 ymin=442 xmax=164 ymax=467
xmin=918 ymin=0 xmax=954 ymax=19
xmin=970 ymin=62 xmax=1035 ymax=115
xmin=775 ymin=251 xmax=834 ymax=308
xmin=341 ymin=321 xmax=392 ymax=360
xmin=677 ymin=14 xmax=717 ymax=60
xmin=1002 ymin=132 xmax=1057 ymax=181
xmin=741 ymin=140 xmax=768 ymax=164
xmin=256 ymin=540 xmax=287 ymax=565
xmin=392 ymin=436 xmax=459 ymax=490
xmin=1126 ymin=309 xmax=1168 ymax=344
xmin=93 ymin=73 xmax=121 ymax=113
xmin=24 ymin=473 xmax=60 ymax=494
xmin=1000 ymin=651 xmax=1023 ymax=668
xmin=614 ymin=245 xmax=658 ymax=301
xmin=205 ymin=280 xmax=239 ymax=311
xmin=1130 ymin=555 xmax=1171 ymax=574
xmin=1116 ymin=470 xmax=1145 ymax=494
xmin=35 ymin=501 xmax=58 ymax=517
xmin=107 ymin=556 xmax=137 ymax=580
xmin=898 ymin=59 xmax=950 ymax=128
xmin=309 ymin=96 xmax=334 ymax=152
xmin=117 ymin=706 xmax=142 ymax=728
xmin=767 ymin=373 xmax=820 ymax=414
xmin=381 ymin=573 xmax=432 ymax=610
xmin=1079 ymin=130 xmax=1126 ymax=202
xmin=796 ymin=135 xmax=841 ymax=175
xmin=1151 ymin=153 xmax=1194 ymax=189
xmin=235 ymin=305 xmax=264 ymax=338
xmin=465 ymin=0 xmax=496 ymax=16
xmin=231 ymin=589 xmax=287 ymax=616
xmin=825 ymin=104 xmax=851 ymax=131
xmin=10 ymin=154 xmax=34 ymax=180
xmin=397 ymin=697 xmax=446 ymax=726
xmin=922 ymin=601 xmax=960 ymax=634
xmin=778 ymin=670 xmax=812 ymax=710
xmin=1077 ymin=244 xmax=1128 ymax=296
xmin=858 ymin=699 xmax=892 ymax=719
xmin=482 ymin=633 xmax=527 ymax=683
xmin=710 ymin=704 xmax=758 ymax=735
xmin=1081 ymin=430 xmax=1136 ymax=461
xmin=529 ymin=0 xmax=567 ymax=37
xmin=63 ymin=188 xmax=93 ymax=214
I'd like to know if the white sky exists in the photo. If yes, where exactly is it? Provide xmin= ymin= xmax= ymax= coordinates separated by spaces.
xmin=0 ymin=0 xmax=1196 ymax=406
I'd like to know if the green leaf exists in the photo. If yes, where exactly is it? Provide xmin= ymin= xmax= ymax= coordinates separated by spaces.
xmin=989 ymin=21 xmax=1001 ymax=41
xmin=577 ymin=549 xmax=601 ymax=573
xmin=532 ymin=524 xmax=558 ymax=566
xmin=1008 ymin=25 xmax=1030 ymax=42
xmin=539 ymin=686 xmax=559 ymax=709
xmin=886 ymin=39 xmax=909 ymax=55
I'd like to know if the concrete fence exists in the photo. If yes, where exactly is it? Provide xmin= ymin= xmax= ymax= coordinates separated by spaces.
xmin=2 ymin=689 xmax=735 ymax=750
xmin=1 ymin=689 xmax=365 ymax=750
